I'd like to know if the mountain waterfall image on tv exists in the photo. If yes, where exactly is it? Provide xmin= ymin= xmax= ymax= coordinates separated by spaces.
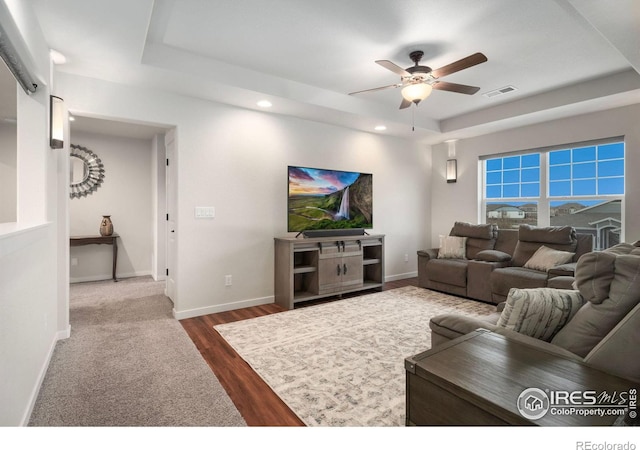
xmin=288 ymin=166 xmax=373 ymax=232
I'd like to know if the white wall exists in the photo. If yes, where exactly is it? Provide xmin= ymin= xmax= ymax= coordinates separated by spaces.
xmin=430 ymin=103 xmax=640 ymax=247
xmin=0 ymin=0 xmax=67 ymax=426
xmin=58 ymin=73 xmax=431 ymax=318
xmin=69 ymin=131 xmax=154 ymax=282
xmin=0 ymin=122 xmax=16 ymax=223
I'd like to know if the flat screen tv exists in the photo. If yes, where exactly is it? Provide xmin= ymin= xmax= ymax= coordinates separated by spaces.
xmin=288 ymin=165 xmax=373 ymax=232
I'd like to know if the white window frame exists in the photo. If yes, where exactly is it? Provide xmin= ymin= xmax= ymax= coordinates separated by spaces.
xmin=479 ymin=137 xmax=625 ymax=242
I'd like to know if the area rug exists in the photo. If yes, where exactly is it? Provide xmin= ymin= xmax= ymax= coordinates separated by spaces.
xmin=214 ymin=286 xmax=495 ymax=426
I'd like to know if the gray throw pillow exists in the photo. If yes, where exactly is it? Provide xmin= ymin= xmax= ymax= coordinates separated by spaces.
xmin=497 ymin=287 xmax=585 ymax=342
xmin=523 ymin=245 xmax=575 ymax=272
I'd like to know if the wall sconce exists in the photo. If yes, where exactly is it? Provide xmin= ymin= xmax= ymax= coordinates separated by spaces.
xmin=50 ymin=95 xmax=64 ymax=149
xmin=446 ymin=159 xmax=457 ymax=183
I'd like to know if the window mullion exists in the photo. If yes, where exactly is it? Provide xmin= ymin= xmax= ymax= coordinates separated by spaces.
xmin=538 ymin=152 xmax=549 ymax=226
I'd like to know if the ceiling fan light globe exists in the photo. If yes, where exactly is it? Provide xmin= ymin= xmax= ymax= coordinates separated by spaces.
xmin=401 ymin=83 xmax=432 ymax=103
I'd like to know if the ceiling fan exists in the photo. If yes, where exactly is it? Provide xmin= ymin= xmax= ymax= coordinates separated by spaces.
xmin=349 ymin=51 xmax=488 ymax=109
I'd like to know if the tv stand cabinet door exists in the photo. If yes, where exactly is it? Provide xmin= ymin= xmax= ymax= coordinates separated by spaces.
xmin=318 ymin=251 xmax=343 ymax=295
xmin=341 ymin=254 xmax=363 ymax=290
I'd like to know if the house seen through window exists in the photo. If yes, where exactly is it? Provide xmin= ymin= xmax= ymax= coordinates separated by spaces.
xmin=482 ymin=140 xmax=624 ymax=250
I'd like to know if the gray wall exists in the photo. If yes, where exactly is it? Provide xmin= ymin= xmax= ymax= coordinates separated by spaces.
xmin=58 ymin=72 xmax=431 ymax=318
xmin=69 ymin=131 xmax=154 ymax=282
xmin=0 ymin=122 xmax=16 ymax=223
xmin=430 ymin=103 xmax=640 ymax=247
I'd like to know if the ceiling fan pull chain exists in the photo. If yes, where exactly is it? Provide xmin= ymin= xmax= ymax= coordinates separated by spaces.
xmin=412 ymin=106 xmax=415 ymax=132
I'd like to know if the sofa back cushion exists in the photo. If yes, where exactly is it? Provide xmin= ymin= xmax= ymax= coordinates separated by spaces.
xmin=574 ymin=251 xmax=616 ymax=304
xmin=574 ymin=233 xmax=595 ymax=261
xmin=494 ymin=229 xmax=518 ymax=256
xmin=512 ymin=225 xmax=577 ymax=267
xmin=450 ymin=222 xmax=497 ymax=259
xmin=583 ymin=302 xmax=640 ymax=383
xmin=551 ymin=252 xmax=640 ymax=357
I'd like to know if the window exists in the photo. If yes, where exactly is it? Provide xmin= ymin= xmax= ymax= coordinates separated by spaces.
xmin=485 ymin=154 xmax=540 ymax=230
xmin=482 ymin=139 xmax=624 ymax=250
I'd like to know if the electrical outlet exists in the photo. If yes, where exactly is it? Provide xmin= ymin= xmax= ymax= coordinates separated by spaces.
xmin=71 ymin=257 xmax=78 ymax=266
xmin=195 ymin=206 xmax=215 ymax=218
xmin=225 ymin=275 xmax=232 ymax=286
xmin=404 ymin=254 xmax=409 ymax=262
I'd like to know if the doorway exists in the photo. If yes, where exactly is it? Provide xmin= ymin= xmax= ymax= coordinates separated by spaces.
xmin=67 ymin=116 xmax=175 ymax=294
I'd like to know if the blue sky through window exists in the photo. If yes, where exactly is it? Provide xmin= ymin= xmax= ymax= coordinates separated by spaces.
xmin=548 ymin=142 xmax=624 ymax=197
xmin=486 ymin=142 xmax=624 ymax=200
xmin=485 ymin=154 xmax=540 ymax=199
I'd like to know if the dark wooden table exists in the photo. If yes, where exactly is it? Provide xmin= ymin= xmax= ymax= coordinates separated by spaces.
xmin=70 ymin=233 xmax=119 ymax=281
xmin=405 ymin=329 xmax=634 ymax=426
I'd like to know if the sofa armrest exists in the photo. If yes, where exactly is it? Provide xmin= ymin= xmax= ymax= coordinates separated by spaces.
xmin=548 ymin=262 xmax=577 ymax=277
xmin=417 ymin=249 xmax=438 ymax=260
xmin=492 ymin=327 xmax=583 ymax=361
xmin=474 ymin=249 xmax=512 ymax=263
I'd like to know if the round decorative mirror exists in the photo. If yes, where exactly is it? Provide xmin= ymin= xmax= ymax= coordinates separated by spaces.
xmin=69 ymin=144 xmax=105 ymax=199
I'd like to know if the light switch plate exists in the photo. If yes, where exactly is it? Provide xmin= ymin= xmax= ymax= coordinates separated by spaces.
xmin=195 ymin=206 xmax=215 ymax=218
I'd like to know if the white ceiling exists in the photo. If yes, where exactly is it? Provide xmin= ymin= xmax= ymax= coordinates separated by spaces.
xmin=24 ymin=0 xmax=640 ymax=143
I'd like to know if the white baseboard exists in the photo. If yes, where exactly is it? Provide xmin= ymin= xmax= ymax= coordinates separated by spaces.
xmin=173 ymin=295 xmax=274 ymax=320
xmin=385 ymin=271 xmax=417 ymax=282
xmin=70 ymin=270 xmax=151 ymax=284
xmin=21 ymin=329 xmax=61 ymax=426
xmin=56 ymin=324 xmax=71 ymax=340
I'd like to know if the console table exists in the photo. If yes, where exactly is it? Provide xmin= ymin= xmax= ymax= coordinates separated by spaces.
xmin=405 ymin=330 xmax=631 ymax=426
xmin=70 ymin=233 xmax=119 ymax=281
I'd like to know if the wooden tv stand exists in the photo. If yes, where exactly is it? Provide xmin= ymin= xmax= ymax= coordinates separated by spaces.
xmin=274 ymin=234 xmax=385 ymax=309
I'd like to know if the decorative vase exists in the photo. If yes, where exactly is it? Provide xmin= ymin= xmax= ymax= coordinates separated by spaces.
xmin=100 ymin=215 xmax=113 ymax=236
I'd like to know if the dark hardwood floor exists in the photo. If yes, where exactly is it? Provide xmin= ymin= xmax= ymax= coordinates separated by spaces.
xmin=179 ymin=277 xmax=419 ymax=426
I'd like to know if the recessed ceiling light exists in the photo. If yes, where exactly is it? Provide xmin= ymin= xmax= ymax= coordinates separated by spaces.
xmin=68 ymin=115 xmax=76 ymax=122
xmin=257 ymin=100 xmax=272 ymax=108
xmin=374 ymin=125 xmax=386 ymax=131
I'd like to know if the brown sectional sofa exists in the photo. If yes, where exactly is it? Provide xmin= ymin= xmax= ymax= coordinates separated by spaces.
xmin=428 ymin=241 xmax=640 ymax=383
xmin=417 ymin=222 xmax=593 ymax=304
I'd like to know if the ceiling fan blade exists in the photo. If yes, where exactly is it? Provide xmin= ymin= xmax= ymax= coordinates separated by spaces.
xmin=431 ymin=52 xmax=487 ymax=79
xmin=375 ymin=60 xmax=411 ymax=77
xmin=432 ymin=80 xmax=481 ymax=95
xmin=399 ymin=98 xmax=412 ymax=109
xmin=348 ymin=83 xmax=401 ymax=95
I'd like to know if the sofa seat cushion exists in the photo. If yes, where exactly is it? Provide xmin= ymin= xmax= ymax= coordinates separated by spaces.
xmin=429 ymin=312 xmax=501 ymax=342
xmin=490 ymin=267 xmax=549 ymax=297
xmin=425 ymin=259 xmax=468 ymax=288
xmin=547 ymin=276 xmax=575 ymax=290
xmin=497 ymin=287 xmax=585 ymax=341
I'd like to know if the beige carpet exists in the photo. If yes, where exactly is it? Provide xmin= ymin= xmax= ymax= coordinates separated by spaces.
xmin=29 ymin=276 xmax=246 ymax=426
xmin=214 ymin=286 xmax=495 ymax=426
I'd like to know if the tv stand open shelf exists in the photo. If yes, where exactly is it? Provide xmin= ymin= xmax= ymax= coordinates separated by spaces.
xmin=274 ymin=234 xmax=385 ymax=310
